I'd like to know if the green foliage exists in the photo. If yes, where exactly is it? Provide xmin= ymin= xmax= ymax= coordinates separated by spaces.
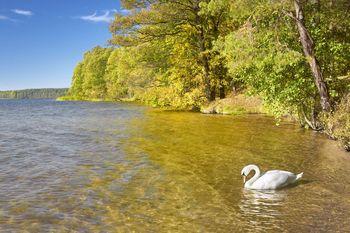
xmin=306 ymin=1 xmax=350 ymax=102
xmin=68 ymin=47 xmax=113 ymax=100
xmin=69 ymin=62 xmax=84 ymax=99
xmin=67 ymin=0 xmax=349 ymax=130
xmin=220 ymin=0 xmax=349 ymax=121
xmin=82 ymin=47 xmax=113 ymax=99
xmin=110 ymin=0 xmax=233 ymax=101
xmin=104 ymin=49 xmax=130 ymax=100
xmin=221 ymin=25 xmax=315 ymax=117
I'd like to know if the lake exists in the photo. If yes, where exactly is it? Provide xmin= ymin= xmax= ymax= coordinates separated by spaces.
xmin=0 ymin=99 xmax=349 ymax=232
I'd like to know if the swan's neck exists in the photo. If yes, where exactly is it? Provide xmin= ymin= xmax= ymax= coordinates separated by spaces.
xmin=245 ymin=165 xmax=261 ymax=188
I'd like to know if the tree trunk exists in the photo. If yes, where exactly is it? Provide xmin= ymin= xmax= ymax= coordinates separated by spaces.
xmin=199 ymin=29 xmax=214 ymax=101
xmin=210 ymin=88 xmax=216 ymax=101
xmin=219 ymin=76 xmax=225 ymax=99
xmin=201 ymin=52 xmax=214 ymax=101
xmin=294 ymin=0 xmax=331 ymax=112
xmin=217 ymin=61 xmax=226 ymax=99
xmin=203 ymin=55 xmax=212 ymax=101
xmin=219 ymin=85 xmax=225 ymax=99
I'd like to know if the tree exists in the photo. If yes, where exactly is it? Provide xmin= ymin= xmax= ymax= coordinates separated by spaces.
xmin=110 ymin=0 xmax=232 ymax=101
xmin=221 ymin=0 xmax=349 ymax=128
xmin=81 ymin=47 xmax=113 ymax=99
xmin=287 ymin=0 xmax=331 ymax=112
xmin=69 ymin=62 xmax=84 ymax=99
xmin=66 ymin=0 xmax=349 ymax=124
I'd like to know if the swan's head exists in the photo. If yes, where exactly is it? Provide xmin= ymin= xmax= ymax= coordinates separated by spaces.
xmin=241 ymin=166 xmax=249 ymax=184
xmin=241 ymin=164 xmax=259 ymax=184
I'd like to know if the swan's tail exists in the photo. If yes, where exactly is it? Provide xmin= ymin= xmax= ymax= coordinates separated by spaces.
xmin=296 ymin=172 xmax=303 ymax=181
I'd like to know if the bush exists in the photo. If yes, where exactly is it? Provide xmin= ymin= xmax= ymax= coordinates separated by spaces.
xmin=139 ymin=86 xmax=206 ymax=110
xmin=323 ymin=94 xmax=350 ymax=151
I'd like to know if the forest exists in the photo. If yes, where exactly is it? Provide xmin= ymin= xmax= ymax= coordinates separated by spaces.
xmin=63 ymin=0 xmax=350 ymax=150
xmin=0 ymin=88 xmax=68 ymax=99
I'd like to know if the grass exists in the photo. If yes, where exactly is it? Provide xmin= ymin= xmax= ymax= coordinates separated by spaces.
xmin=200 ymin=94 xmax=264 ymax=115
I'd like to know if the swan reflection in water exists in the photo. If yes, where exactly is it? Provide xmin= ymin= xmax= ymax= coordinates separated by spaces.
xmin=239 ymin=189 xmax=287 ymax=231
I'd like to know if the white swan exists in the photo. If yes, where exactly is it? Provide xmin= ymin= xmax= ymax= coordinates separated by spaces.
xmin=241 ymin=164 xmax=303 ymax=190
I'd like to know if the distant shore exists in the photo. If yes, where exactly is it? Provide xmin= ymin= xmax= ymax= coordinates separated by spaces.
xmin=0 ymin=88 xmax=68 ymax=99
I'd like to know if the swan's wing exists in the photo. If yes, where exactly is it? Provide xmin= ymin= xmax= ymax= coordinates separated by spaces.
xmin=253 ymin=170 xmax=296 ymax=189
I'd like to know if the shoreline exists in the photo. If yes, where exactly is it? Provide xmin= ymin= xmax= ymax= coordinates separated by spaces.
xmin=56 ymin=94 xmax=349 ymax=152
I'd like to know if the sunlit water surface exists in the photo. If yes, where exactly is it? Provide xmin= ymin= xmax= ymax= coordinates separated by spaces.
xmin=0 ymin=99 xmax=349 ymax=232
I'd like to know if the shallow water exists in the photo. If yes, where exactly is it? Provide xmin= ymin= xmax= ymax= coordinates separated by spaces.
xmin=0 ymin=99 xmax=349 ymax=232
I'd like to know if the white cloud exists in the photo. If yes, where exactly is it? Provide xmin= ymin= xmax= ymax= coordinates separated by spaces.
xmin=79 ymin=10 xmax=115 ymax=23
xmin=0 ymin=15 xmax=16 ymax=22
xmin=0 ymin=15 xmax=9 ymax=20
xmin=12 ymin=9 xmax=33 ymax=16
xmin=120 ymin=9 xmax=131 ymax=15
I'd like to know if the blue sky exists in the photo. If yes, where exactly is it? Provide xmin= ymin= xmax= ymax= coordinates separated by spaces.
xmin=0 ymin=0 xmax=122 ymax=90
